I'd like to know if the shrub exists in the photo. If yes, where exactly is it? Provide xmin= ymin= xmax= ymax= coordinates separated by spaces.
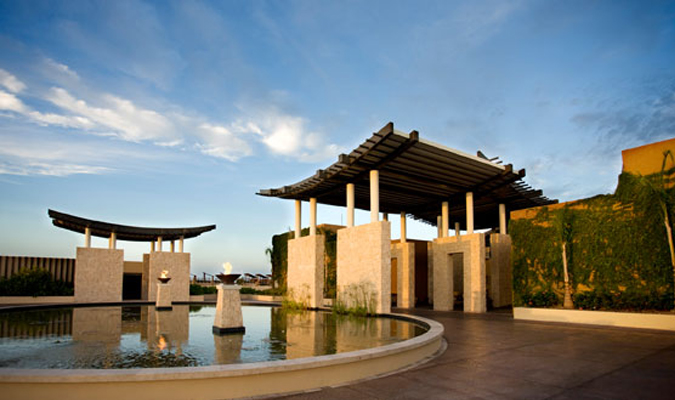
xmin=0 ymin=268 xmax=73 ymax=297
xmin=189 ymin=284 xmax=216 ymax=295
xmin=519 ymin=291 xmax=559 ymax=308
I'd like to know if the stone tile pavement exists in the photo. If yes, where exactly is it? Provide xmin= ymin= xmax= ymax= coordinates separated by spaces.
xmin=273 ymin=308 xmax=675 ymax=400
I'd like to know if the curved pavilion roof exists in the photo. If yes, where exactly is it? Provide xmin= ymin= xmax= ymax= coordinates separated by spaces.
xmin=258 ymin=122 xmax=556 ymax=230
xmin=48 ymin=209 xmax=216 ymax=242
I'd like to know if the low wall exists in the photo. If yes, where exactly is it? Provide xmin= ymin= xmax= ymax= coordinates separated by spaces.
xmin=0 ymin=296 xmax=75 ymax=305
xmin=513 ymin=307 xmax=675 ymax=331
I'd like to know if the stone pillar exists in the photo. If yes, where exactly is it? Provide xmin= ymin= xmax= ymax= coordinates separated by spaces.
xmin=146 ymin=252 xmax=191 ymax=302
xmin=157 ymin=237 xmax=163 ymax=252
xmin=442 ymin=201 xmax=449 ymax=237
xmin=436 ymin=216 xmax=442 ymax=238
xmin=75 ymin=247 xmax=124 ymax=302
xmin=466 ymin=192 xmax=474 ymax=235
xmin=392 ymin=242 xmax=415 ymax=309
xmin=170 ymin=241 xmax=175 ymax=253
xmin=108 ymin=232 xmax=116 ymax=250
xmin=337 ymin=220 xmax=391 ymax=314
xmin=499 ymin=203 xmax=507 ymax=235
xmin=400 ymin=212 xmax=407 ymax=243
xmin=179 ymin=236 xmax=184 ymax=253
xmin=287 ymin=235 xmax=324 ymax=308
xmin=295 ymin=199 xmax=302 ymax=239
xmin=212 ymin=284 xmax=245 ymax=334
xmin=150 ymin=241 xmax=155 ymax=253
xmin=156 ymin=282 xmax=172 ymax=310
xmin=370 ymin=170 xmax=379 ymax=223
xmin=455 ymin=222 xmax=461 ymax=237
xmin=84 ymin=227 xmax=91 ymax=248
xmin=346 ymin=183 xmax=355 ymax=227
xmin=382 ymin=213 xmax=388 ymax=221
xmin=309 ymin=197 xmax=317 ymax=236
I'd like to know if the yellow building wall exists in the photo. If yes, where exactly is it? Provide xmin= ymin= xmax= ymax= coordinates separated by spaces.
xmin=622 ymin=137 xmax=675 ymax=176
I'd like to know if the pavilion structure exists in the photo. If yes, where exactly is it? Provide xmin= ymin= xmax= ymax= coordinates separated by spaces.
xmin=48 ymin=209 xmax=215 ymax=303
xmin=259 ymin=122 xmax=555 ymax=313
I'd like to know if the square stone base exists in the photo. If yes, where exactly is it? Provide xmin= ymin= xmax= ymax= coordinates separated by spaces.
xmin=432 ymin=233 xmax=486 ymax=313
xmin=337 ymin=221 xmax=391 ymax=314
xmin=75 ymin=247 xmax=124 ymax=303
xmin=287 ymin=235 xmax=324 ymax=308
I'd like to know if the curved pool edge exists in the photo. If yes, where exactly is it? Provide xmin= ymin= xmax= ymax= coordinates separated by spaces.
xmin=0 ymin=311 xmax=444 ymax=400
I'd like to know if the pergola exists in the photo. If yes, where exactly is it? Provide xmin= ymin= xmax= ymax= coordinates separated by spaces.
xmin=258 ymin=122 xmax=556 ymax=314
xmin=258 ymin=122 xmax=556 ymax=231
xmin=48 ymin=209 xmax=216 ymax=252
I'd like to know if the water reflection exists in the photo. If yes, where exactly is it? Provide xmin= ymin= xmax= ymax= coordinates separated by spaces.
xmin=0 ymin=305 xmax=426 ymax=369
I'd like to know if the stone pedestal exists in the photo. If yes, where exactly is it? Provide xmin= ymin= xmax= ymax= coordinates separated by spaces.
xmin=156 ymin=282 xmax=172 ymax=310
xmin=213 ymin=284 xmax=245 ymax=334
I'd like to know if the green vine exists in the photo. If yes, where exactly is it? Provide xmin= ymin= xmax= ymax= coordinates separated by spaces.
xmin=511 ymin=168 xmax=675 ymax=311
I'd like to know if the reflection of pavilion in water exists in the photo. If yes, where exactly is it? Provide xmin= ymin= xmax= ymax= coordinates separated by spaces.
xmin=282 ymin=309 xmax=418 ymax=360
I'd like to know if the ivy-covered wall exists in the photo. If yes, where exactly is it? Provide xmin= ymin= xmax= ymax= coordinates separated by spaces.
xmin=270 ymin=226 xmax=338 ymax=298
xmin=511 ymin=171 xmax=675 ymax=311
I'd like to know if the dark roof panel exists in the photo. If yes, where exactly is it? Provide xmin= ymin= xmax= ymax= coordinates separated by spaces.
xmin=257 ymin=122 xmax=556 ymax=230
xmin=48 ymin=209 xmax=216 ymax=242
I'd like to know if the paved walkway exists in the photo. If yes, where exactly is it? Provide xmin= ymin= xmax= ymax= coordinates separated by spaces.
xmin=274 ymin=308 xmax=675 ymax=400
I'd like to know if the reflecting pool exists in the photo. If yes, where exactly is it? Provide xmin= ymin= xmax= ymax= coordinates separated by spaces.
xmin=0 ymin=305 xmax=427 ymax=369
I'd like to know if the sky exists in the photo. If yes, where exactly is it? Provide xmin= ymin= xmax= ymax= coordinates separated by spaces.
xmin=1 ymin=0 xmax=674 ymax=276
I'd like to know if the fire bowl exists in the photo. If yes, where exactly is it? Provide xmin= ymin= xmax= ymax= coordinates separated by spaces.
xmin=216 ymin=273 xmax=241 ymax=285
xmin=158 ymin=277 xmax=171 ymax=284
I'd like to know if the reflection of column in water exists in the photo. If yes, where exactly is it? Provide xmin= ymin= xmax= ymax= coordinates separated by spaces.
xmin=285 ymin=312 xmax=324 ymax=360
xmin=152 ymin=305 xmax=190 ymax=354
xmin=268 ymin=307 xmax=287 ymax=357
xmin=72 ymin=307 xmax=122 ymax=367
xmin=213 ymin=333 xmax=244 ymax=364
xmin=335 ymin=315 xmax=388 ymax=353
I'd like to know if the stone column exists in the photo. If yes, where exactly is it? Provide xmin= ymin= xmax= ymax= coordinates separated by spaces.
xmin=158 ymin=237 xmax=163 ymax=252
xmin=295 ymin=199 xmax=302 ymax=239
xmin=400 ymin=212 xmax=407 ymax=243
xmin=382 ymin=213 xmax=388 ymax=221
xmin=150 ymin=241 xmax=155 ymax=253
xmin=466 ymin=192 xmax=474 ymax=235
xmin=84 ymin=227 xmax=91 ymax=248
xmin=179 ymin=236 xmax=184 ymax=253
xmin=436 ymin=216 xmax=442 ymax=238
xmin=170 ymin=241 xmax=175 ymax=253
xmin=442 ymin=201 xmax=449 ymax=238
xmin=346 ymin=183 xmax=355 ymax=227
xmin=370 ymin=170 xmax=379 ymax=223
xmin=309 ymin=197 xmax=317 ymax=236
xmin=499 ymin=203 xmax=507 ymax=235
xmin=455 ymin=222 xmax=461 ymax=237
xmin=108 ymin=232 xmax=116 ymax=250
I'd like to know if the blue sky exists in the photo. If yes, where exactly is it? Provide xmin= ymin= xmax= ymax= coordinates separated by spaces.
xmin=1 ymin=0 xmax=674 ymax=275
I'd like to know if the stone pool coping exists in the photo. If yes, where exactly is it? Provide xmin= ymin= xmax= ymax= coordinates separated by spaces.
xmin=0 ymin=305 xmax=444 ymax=400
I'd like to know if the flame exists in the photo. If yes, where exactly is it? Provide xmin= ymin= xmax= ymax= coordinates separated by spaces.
xmin=160 ymin=270 xmax=169 ymax=279
xmin=158 ymin=335 xmax=167 ymax=351
xmin=222 ymin=262 xmax=233 ymax=275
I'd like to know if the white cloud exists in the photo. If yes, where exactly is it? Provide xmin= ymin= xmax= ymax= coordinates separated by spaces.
xmin=0 ymin=161 xmax=110 ymax=177
xmin=0 ymin=69 xmax=26 ymax=93
xmin=0 ymin=90 xmax=27 ymax=113
xmin=46 ymin=87 xmax=175 ymax=142
xmin=196 ymin=123 xmax=252 ymax=161
xmin=44 ymin=58 xmax=80 ymax=80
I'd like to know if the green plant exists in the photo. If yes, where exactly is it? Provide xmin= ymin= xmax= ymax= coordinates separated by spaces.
xmin=239 ymin=287 xmax=284 ymax=296
xmin=333 ymin=283 xmax=377 ymax=316
xmin=189 ymin=284 xmax=217 ymax=295
xmin=0 ymin=268 xmax=73 ymax=297
xmin=281 ymin=287 xmax=309 ymax=311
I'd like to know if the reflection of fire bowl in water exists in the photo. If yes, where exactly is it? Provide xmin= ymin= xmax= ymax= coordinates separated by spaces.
xmin=158 ymin=276 xmax=171 ymax=284
xmin=216 ymin=273 xmax=240 ymax=285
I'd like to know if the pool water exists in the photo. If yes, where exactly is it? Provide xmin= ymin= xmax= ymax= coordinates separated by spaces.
xmin=0 ymin=305 xmax=426 ymax=369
